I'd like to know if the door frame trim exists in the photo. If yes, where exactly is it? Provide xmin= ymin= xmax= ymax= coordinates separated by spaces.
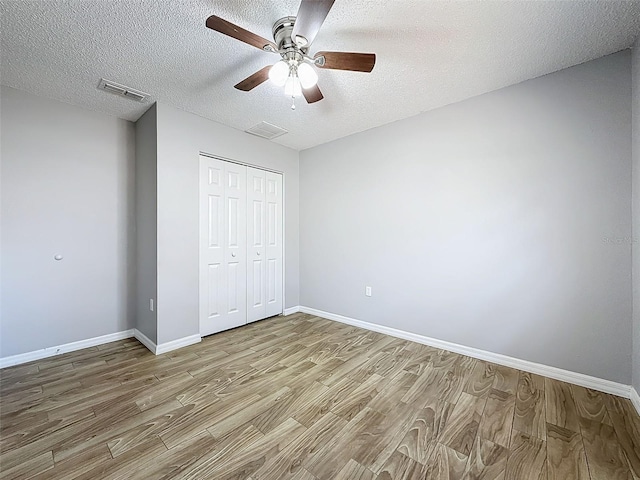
xmin=199 ymin=152 xmax=284 ymax=175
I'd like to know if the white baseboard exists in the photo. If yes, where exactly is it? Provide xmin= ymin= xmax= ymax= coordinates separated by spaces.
xmin=283 ymin=306 xmax=301 ymax=316
xmin=0 ymin=330 xmax=135 ymax=369
xmin=299 ymin=306 xmax=632 ymax=399
xmin=2 ymin=308 xmax=635 ymax=406
xmin=156 ymin=334 xmax=201 ymax=355
xmin=133 ymin=329 xmax=158 ymax=354
xmin=0 ymin=328 xmax=203 ymax=368
xmin=630 ymin=387 xmax=640 ymax=416
xmin=134 ymin=329 xmax=201 ymax=355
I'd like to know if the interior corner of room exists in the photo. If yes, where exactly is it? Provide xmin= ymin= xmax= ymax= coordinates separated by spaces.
xmin=0 ymin=4 xmax=639 ymax=417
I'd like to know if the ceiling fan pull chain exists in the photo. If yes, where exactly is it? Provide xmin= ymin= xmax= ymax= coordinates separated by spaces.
xmin=291 ymin=96 xmax=296 ymax=110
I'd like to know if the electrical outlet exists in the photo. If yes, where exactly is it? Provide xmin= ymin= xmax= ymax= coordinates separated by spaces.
xmin=365 ymin=286 xmax=372 ymax=297
xmin=149 ymin=299 xmax=154 ymax=312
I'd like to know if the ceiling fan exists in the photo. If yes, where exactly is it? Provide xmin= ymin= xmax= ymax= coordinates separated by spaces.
xmin=206 ymin=0 xmax=376 ymax=108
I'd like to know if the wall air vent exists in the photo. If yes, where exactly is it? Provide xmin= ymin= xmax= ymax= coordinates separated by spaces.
xmin=245 ymin=121 xmax=288 ymax=140
xmin=97 ymin=78 xmax=149 ymax=102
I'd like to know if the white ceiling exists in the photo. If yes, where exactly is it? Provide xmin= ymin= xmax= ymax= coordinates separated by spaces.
xmin=1 ymin=1 xmax=639 ymax=150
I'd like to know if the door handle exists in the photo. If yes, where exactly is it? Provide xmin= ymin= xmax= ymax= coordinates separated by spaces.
xmin=231 ymin=252 xmax=236 ymax=257
xmin=257 ymin=251 xmax=261 ymax=256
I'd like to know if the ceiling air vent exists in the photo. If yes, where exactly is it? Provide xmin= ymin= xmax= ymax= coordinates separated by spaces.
xmin=245 ymin=121 xmax=288 ymax=140
xmin=97 ymin=78 xmax=149 ymax=102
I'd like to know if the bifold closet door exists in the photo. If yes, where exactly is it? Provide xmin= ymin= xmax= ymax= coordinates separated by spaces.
xmin=199 ymin=156 xmax=247 ymax=336
xmin=247 ymin=167 xmax=283 ymax=323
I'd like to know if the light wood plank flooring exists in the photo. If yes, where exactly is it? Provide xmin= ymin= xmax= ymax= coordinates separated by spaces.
xmin=1 ymin=313 xmax=639 ymax=479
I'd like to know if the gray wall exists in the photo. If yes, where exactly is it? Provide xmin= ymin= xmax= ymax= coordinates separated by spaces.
xmin=134 ymin=104 xmax=158 ymax=343
xmin=300 ymin=51 xmax=633 ymax=384
xmin=633 ymin=39 xmax=640 ymax=391
xmin=155 ymin=103 xmax=299 ymax=345
xmin=0 ymin=86 xmax=136 ymax=357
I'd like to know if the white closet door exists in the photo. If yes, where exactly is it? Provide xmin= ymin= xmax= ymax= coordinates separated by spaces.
xmin=247 ymin=167 xmax=283 ymax=322
xmin=225 ymin=162 xmax=248 ymax=327
xmin=199 ymin=156 xmax=247 ymax=336
xmin=264 ymin=171 xmax=283 ymax=317
xmin=246 ymin=167 xmax=267 ymax=322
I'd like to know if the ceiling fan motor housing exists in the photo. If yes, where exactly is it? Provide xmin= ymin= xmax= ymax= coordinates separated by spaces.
xmin=272 ymin=16 xmax=307 ymax=56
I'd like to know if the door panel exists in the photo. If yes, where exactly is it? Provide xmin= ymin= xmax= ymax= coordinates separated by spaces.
xmin=227 ymin=261 xmax=239 ymax=313
xmin=207 ymin=194 xmax=221 ymax=248
xmin=247 ymin=167 xmax=266 ymax=322
xmin=252 ymin=259 xmax=263 ymax=307
xmin=267 ymin=202 xmax=276 ymax=246
xmin=207 ymin=263 xmax=220 ymax=317
xmin=252 ymin=200 xmax=263 ymax=247
xmin=265 ymin=171 xmax=283 ymax=317
xmin=199 ymin=156 xmax=247 ymax=336
xmin=267 ymin=258 xmax=277 ymax=304
xmin=200 ymin=160 xmax=225 ymax=335
xmin=224 ymin=162 xmax=247 ymax=323
xmin=228 ymin=198 xmax=239 ymax=247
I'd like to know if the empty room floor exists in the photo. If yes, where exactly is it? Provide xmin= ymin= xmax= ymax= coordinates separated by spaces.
xmin=1 ymin=313 xmax=639 ymax=479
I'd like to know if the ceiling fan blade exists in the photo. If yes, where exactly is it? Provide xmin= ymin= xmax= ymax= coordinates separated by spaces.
xmin=234 ymin=66 xmax=272 ymax=91
xmin=302 ymin=84 xmax=324 ymax=104
xmin=206 ymin=15 xmax=277 ymax=52
xmin=314 ymin=51 xmax=376 ymax=72
xmin=291 ymin=0 xmax=335 ymax=47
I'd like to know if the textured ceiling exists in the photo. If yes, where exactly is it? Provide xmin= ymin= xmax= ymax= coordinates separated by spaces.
xmin=1 ymin=1 xmax=639 ymax=150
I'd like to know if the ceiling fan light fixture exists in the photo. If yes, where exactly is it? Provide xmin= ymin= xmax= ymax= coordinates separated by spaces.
xmin=297 ymin=62 xmax=318 ymax=89
xmin=206 ymin=0 xmax=377 ymax=106
xmin=269 ymin=60 xmax=289 ymax=86
xmin=284 ymin=74 xmax=302 ymax=97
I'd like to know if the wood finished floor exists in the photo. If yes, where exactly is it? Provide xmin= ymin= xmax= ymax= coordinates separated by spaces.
xmin=1 ymin=313 xmax=639 ymax=480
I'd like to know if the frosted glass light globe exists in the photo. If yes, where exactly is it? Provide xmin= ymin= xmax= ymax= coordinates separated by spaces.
xmin=297 ymin=62 xmax=318 ymax=89
xmin=269 ymin=61 xmax=289 ymax=86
